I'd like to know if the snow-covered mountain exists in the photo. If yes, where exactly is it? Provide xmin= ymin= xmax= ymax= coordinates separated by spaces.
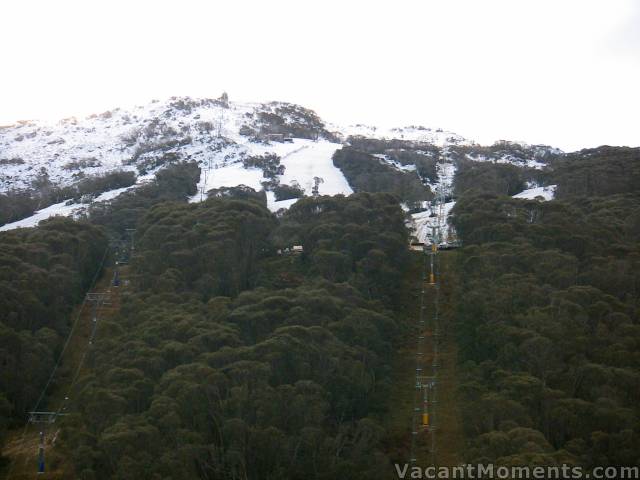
xmin=0 ymin=97 xmax=333 ymax=193
xmin=0 ymin=95 xmax=563 ymax=236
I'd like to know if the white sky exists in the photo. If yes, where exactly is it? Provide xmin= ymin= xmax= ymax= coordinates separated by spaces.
xmin=0 ymin=0 xmax=638 ymax=151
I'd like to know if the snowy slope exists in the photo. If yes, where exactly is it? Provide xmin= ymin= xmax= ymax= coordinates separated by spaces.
xmin=189 ymin=139 xmax=351 ymax=205
xmin=0 ymin=96 xmax=562 ymax=198
xmin=0 ymin=97 xmax=355 ymax=230
xmin=1 ymin=98 xmax=226 ymax=192
xmin=278 ymin=141 xmax=352 ymax=196
xmin=1 ymin=97 xmax=337 ymax=194
xmin=0 ymin=95 xmax=563 ymax=235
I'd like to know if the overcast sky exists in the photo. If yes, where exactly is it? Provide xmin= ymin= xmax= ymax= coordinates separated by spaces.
xmin=1 ymin=0 xmax=638 ymax=151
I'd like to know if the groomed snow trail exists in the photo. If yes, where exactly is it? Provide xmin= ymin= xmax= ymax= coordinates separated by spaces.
xmin=278 ymin=141 xmax=352 ymax=197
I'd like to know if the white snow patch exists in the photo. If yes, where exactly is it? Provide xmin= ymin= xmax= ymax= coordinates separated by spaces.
xmin=513 ymin=185 xmax=557 ymax=201
xmin=266 ymin=191 xmax=300 ymax=212
xmin=93 ymin=186 xmax=132 ymax=202
xmin=195 ymin=163 xmax=265 ymax=199
xmin=372 ymin=154 xmax=417 ymax=172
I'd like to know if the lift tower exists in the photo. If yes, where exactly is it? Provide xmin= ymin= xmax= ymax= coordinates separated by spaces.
xmin=27 ymin=411 xmax=66 ymax=473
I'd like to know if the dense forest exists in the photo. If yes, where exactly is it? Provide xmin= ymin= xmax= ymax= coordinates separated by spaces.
xmin=333 ymin=143 xmax=433 ymax=207
xmin=0 ymin=218 xmax=108 ymax=449
xmin=550 ymin=146 xmax=640 ymax=199
xmin=86 ymin=162 xmax=200 ymax=235
xmin=58 ymin=192 xmax=410 ymax=479
xmin=2 ymin=141 xmax=639 ymax=478
xmin=0 ymin=162 xmax=200 ymax=474
xmin=450 ymin=147 xmax=640 ymax=467
xmin=0 ymin=155 xmax=413 ymax=480
xmin=453 ymin=160 xmax=537 ymax=197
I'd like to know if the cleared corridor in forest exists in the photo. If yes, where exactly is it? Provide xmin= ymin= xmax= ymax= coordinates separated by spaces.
xmin=383 ymin=250 xmax=465 ymax=473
